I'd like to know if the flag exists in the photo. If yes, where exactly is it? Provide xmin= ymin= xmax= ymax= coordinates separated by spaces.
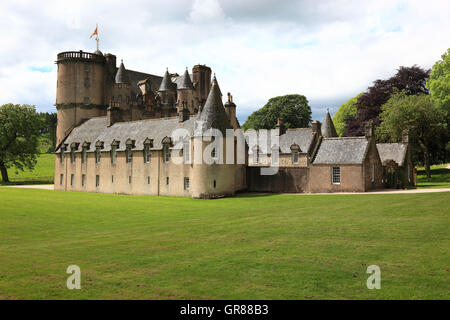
xmin=90 ymin=26 xmax=98 ymax=39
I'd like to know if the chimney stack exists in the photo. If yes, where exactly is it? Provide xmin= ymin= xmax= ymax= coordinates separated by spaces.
xmin=312 ymin=120 xmax=322 ymax=136
xmin=178 ymin=102 xmax=190 ymax=122
xmin=107 ymin=103 xmax=121 ymax=127
xmin=365 ymin=121 xmax=374 ymax=139
xmin=276 ymin=118 xmax=286 ymax=135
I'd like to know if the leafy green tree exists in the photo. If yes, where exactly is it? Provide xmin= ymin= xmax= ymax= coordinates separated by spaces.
xmin=0 ymin=104 xmax=41 ymax=182
xmin=376 ymin=92 xmax=446 ymax=178
xmin=426 ymin=48 xmax=450 ymax=110
xmin=242 ymin=94 xmax=311 ymax=130
xmin=332 ymin=93 xmax=363 ymax=136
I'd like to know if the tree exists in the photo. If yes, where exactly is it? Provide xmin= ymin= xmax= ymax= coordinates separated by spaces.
xmin=38 ymin=112 xmax=57 ymax=152
xmin=0 ymin=104 xmax=41 ymax=182
xmin=376 ymin=92 xmax=446 ymax=179
xmin=345 ymin=65 xmax=430 ymax=136
xmin=332 ymin=93 xmax=363 ymax=136
xmin=242 ymin=94 xmax=311 ymax=130
xmin=426 ymin=48 xmax=450 ymax=110
xmin=426 ymin=48 xmax=450 ymax=162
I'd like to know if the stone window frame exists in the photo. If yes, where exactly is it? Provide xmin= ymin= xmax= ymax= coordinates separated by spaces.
xmin=70 ymin=142 xmax=79 ymax=164
xmin=84 ymin=97 xmax=90 ymax=105
xmin=82 ymin=174 xmax=86 ymax=187
xmin=110 ymin=140 xmax=120 ymax=164
xmin=332 ymin=166 xmax=341 ymax=185
xmin=84 ymin=77 xmax=90 ymax=88
xmin=125 ymin=139 xmax=135 ymax=164
xmin=84 ymin=64 xmax=90 ymax=72
xmin=183 ymin=139 xmax=190 ymax=164
xmin=60 ymin=145 xmax=67 ymax=164
xmin=96 ymin=175 xmax=100 ymax=187
xmin=143 ymin=138 xmax=153 ymax=164
xmin=81 ymin=142 xmax=90 ymax=164
xmin=162 ymin=137 xmax=172 ymax=164
xmin=290 ymin=144 xmax=301 ymax=164
xmin=184 ymin=177 xmax=190 ymax=190
xmin=70 ymin=174 xmax=74 ymax=186
xmin=211 ymin=147 xmax=218 ymax=161
xmin=95 ymin=141 xmax=104 ymax=164
xmin=60 ymin=174 xmax=64 ymax=185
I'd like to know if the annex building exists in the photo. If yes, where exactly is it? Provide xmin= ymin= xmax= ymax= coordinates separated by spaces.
xmin=54 ymin=49 xmax=414 ymax=198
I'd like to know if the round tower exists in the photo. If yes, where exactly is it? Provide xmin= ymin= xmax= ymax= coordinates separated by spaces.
xmin=55 ymin=50 xmax=106 ymax=146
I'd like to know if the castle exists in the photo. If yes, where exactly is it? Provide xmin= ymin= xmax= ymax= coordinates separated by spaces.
xmin=54 ymin=49 xmax=414 ymax=198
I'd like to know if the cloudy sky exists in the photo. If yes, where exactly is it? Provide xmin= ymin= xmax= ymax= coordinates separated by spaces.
xmin=0 ymin=0 xmax=448 ymax=122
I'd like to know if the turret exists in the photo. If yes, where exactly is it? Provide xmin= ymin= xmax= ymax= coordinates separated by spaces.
xmin=55 ymin=50 xmax=107 ymax=146
xmin=177 ymin=68 xmax=196 ymax=114
xmin=321 ymin=108 xmax=338 ymax=138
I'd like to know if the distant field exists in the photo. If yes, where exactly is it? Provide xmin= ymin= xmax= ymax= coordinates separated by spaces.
xmin=0 ymin=188 xmax=448 ymax=299
xmin=2 ymin=153 xmax=54 ymax=185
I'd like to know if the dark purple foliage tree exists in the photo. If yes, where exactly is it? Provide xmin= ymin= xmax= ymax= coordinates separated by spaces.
xmin=344 ymin=65 xmax=430 ymax=137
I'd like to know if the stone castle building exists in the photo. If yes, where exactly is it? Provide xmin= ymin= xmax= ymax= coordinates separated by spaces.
xmin=54 ymin=49 xmax=414 ymax=198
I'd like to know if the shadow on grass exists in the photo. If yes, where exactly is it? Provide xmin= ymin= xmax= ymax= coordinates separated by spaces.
xmin=0 ymin=179 xmax=53 ymax=186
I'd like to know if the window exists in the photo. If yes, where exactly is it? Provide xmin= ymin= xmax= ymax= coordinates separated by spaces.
xmin=147 ymin=176 xmax=150 ymax=185
xmin=60 ymin=148 xmax=65 ymax=164
xmin=96 ymin=175 xmax=100 ymax=187
xmin=82 ymin=174 xmax=86 ymax=187
xmin=129 ymin=176 xmax=132 ymax=184
xmin=371 ymin=164 xmax=375 ymax=182
xmin=118 ymin=95 xmax=122 ymax=102
xmin=163 ymin=146 xmax=170 ymax=163
xmin=112 ymin=175 xmax=114 ymax=183
xmin=95 ymin=148 xmax=101 ymax=163
xmin=144 ymin=144 xmax=151 ymax=163
xmin=213 ymin=180 xmax=217 ymax=188
xmin=211 ymin=147 xmax=218 ymax=160
xmin=111 ymin=141 xmax=119 ymax=164
xmin=70 ymin=174 xmax=74 ymax=186
xmin=272 ymin=149 xmax=279 ymax=165
xmin=292 ymin=151 xmax=299 ymax=164
xmin=253 ymin=150 xmax=259 ymax=164
xmin=184 ymin=177 xmax=190 ymax=190
xmin=166 ymin=177 xmax=169 ymax=185
xmin=84 ymin=97 xmax=90 ymax=105
xmin=332 ymin=167 xmax=341 ymax=184
xmin=60 ymin=174 xmax=64 ymax=185
xmin=126 ymin=147 xmax=133 ymax=163
xmin=84 ymin=77 xmax=90 ymax=88
xmin=183 ymin=141 xmax=190 ymax=164
xmin=70 ymin=151 xmax=76 ymax=164
xmin=82 ymin=147 xmax=87 ymax=164
xmin=84 ymin=64 xmax=90 ymax=72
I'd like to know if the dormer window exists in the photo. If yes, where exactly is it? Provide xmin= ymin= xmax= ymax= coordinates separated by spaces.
xmin=183 ymin=140 xmax=190 ymax=164
xmin=143 ymin=138 xmax=153 ymax=164
xmin=125 ymin=139 xmax=135 ymax=164
xmin=70 ymin=142 xmax=79 ymax=164
xmin=95 ymin=141 xmax=104 ymax=164
xmin=290 ymin=144 xmax=300 ymax=164
xmin=162 ymin=137 xmax=172 ymax=164
xmin=111 ymin=140 xmax=119 ymax=164
xmin=60 ymin=145 xmax=66 ymax=164
xmin=81 ymin=142 xmax=90 ymax=164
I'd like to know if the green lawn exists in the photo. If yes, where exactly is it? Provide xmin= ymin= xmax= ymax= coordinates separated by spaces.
xmin=417 ymin=163 xmax=450 ymax=189
xmin=0 ymin=188 xmax=448 ymax=299
xmin=1 ymin=153 xmax=54 ymax=185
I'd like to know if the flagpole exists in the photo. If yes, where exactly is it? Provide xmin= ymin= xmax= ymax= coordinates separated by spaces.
xmin=96 ymin=23 xmax=99 ymax=51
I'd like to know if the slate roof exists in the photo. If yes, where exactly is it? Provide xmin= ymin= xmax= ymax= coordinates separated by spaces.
xmin=376 ymin=143 xmax=407 ymax=166
xmin=313 ymin=137 xmax=369 ymax=164
xmin=58 ymin=116 xmax=196 ymax=152
xmin=249 ymin=128 xmax=313 ymax=154
xmin=174 ymin=69 xmax=195 ymax=90
xmin=321 ymin=109 xmax=338 ymax=138
xmin=158 ymin=69 xmax=177 ymax=91
xmin=115 ymin=60 xmax=130 ymax=84
xmin=195 ymin=76 xmax=231 ymax=135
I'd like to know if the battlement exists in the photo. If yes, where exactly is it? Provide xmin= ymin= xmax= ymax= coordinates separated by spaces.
xmin=56 ymin=50 xmax=105 ymax=64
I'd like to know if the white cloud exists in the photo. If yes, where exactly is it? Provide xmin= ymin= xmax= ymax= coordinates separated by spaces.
xmin=0 ymin=0 xmax=448 ymax=121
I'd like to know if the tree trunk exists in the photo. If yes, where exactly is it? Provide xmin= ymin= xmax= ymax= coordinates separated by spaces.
xmin=0 ymin=161 xmax=9 ymax=182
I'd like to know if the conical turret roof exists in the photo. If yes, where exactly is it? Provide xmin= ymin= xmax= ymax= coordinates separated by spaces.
xmin=195 ymin=76 xmax=231 ymax=135
xmin=158 ymin=69 xmax=176 ymax=91
xmin=178 ymin=68 xmax=195 ymax=90
xmin=321 ymin=108 xmax=338 ymax=137
xmin=115 ymin=60 xmax=130 ymax=84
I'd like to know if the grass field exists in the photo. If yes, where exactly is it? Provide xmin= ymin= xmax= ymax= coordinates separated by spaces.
xmin=417 ymin=164 xmax=450 ymax=189
xmin=0 ymin=187 xmax=448 ymax=299
xmin=1 ymin=154 xmax=54 ymax=185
